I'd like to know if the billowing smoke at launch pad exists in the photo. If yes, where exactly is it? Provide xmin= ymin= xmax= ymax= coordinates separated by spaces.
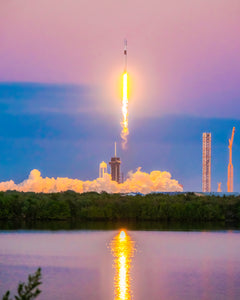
xmin=0 ymin=168 xmax=182 ymax=194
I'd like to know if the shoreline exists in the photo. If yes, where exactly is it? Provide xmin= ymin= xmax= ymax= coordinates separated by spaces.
xmin=1 ymin=190 xmax=240 ymax=224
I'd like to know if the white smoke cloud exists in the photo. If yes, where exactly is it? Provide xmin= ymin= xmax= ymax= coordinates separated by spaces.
xmin=0 ymin=168 xmax=183 ymax=194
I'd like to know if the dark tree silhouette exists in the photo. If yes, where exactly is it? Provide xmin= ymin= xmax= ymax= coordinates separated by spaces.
xmin=2 ymin=268 xmax=42 ymax=300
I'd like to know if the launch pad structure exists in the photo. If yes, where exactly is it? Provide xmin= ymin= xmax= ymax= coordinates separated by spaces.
xmin=109 ymin=142 xmax=121 ymax=183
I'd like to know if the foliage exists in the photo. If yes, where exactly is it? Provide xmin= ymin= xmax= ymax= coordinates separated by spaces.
xmin=0 ymin=191 xmax=240 ymax=222
xmin=2 ymin=268 xmax=42 ymax=300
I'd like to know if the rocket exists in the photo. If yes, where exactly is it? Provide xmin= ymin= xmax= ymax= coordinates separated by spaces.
xmin=121 ymin=39 xmax=129 ymax=149
xmin=124 ymin=39 xmax=127 ymax=72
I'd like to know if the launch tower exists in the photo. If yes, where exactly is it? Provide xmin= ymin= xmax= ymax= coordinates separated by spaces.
xmin=227 ymin=127 xmax=235 ymax=192
xmin=109 ymin=142 xmax=121 ymax=183
xmin=202 ymin=133 xmax=211 ymax=192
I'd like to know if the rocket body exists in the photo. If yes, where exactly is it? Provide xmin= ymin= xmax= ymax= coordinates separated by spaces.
xmin=124 ymin=39 xmax=127 ymax=55
xmin=124 ymin=39 xmax=127 ymax=72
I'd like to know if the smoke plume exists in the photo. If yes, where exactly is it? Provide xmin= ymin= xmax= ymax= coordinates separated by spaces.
xmin=0 ymin=168 xmax=183 ymax=194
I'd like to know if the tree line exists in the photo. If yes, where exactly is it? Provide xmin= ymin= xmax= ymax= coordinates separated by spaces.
xmin=0 ymin=191 xmax=240 ymax=222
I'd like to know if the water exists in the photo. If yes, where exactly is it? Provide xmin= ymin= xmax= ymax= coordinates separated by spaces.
xmin=0 ymin=224 xmax=240 ymax=299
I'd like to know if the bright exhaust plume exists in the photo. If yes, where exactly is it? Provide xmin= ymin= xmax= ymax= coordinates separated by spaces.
xmin=0 ymin=168 xmax=183 ymax=193
xmin=121 ymin=72 xmax=129 ymax=150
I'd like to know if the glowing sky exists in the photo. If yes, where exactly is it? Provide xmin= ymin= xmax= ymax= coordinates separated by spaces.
xmin=0 ymin=0 xmax=240 ymax=191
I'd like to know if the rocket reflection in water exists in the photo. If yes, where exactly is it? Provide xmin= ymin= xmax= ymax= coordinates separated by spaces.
xmin=110 ymin=230 xmax=136 ymax=300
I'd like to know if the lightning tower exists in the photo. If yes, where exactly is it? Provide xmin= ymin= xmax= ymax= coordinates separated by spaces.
xmin=202 ymin=133 xmax=211 ymax=192
xmin=227 ymin=127 xmax=235 ymax=192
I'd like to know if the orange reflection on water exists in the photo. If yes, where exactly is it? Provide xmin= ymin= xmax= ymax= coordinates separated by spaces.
xmin=110 ymin=230 xmax=136 ymax=300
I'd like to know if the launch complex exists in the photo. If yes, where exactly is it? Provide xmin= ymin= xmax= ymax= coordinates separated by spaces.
xmin=202 ymin=127 xmax=236 ymax=193
xmin=101 ymin=40 xmax=238 ymax=192
xmin=99 ymin=39 xmax=237 ymax=192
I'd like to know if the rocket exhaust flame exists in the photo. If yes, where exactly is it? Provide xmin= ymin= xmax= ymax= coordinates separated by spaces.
xmin=120 ymin=39 xmax=129 ymax=150
xmin=121 ymin=72 xmax=129 ymax=149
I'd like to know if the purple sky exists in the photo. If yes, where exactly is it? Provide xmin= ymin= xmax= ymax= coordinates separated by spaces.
xmin=0 ymin=0 xmax=240 ymax=191
xmin=1 ymin=0 xmax=240 ymax=118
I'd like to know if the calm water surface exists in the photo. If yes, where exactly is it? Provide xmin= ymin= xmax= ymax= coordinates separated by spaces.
xmin=0 ymin=226 xmax=240 ymax=299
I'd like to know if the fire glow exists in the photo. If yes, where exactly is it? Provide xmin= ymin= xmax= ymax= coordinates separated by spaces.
xmin=121 ymin=72 xmax=129 ymax=149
